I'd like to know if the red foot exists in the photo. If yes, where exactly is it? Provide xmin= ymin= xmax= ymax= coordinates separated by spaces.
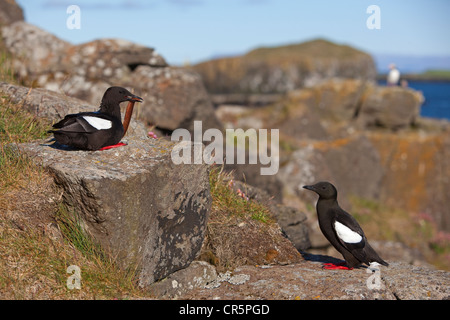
xmin=99 ymin=142 xmax=127 ymax=151
xmin=323 ymin=262 xmax=353 ymax=270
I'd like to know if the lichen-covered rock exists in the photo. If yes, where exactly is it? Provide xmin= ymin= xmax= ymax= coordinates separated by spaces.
xmin=278 ymin=135 xmax=384 ymax=203
xmin=61 ymin=38 xmax=167 ymax=81
xmin=357 ymin=85 xmax=424 ymax=129
xmin=180 ymin=260 xmax=450 ymax=300
xmin=192 ymin=39 xmax=377 ymax=94
xmin=130 ymin=65 xmax=222 ymax=132
xmin=1 ymin=21 xmax=71 ymax=77
xmin=149 ymin=261 xmax=218 ymax=298
xmin=369 ymin=130 xmax=450 ymax=232
xmin=229 ymin=180 xmax=310 ymax=251
xmin=18 ymin=137 xmax=212 ymax=286
xmin=307 ymin=78 xmax=369 ymax=121
xmin=0 ymin=82 xmax=91 ymax=119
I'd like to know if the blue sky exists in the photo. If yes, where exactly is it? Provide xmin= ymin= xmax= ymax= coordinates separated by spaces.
xmin=16 ymin=0 xmax=450 ymax=66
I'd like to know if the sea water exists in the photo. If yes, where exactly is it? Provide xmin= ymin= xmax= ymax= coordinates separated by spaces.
xmin=408 ymin=81 xmax=450 ymax=121
xmin=378 ymin=80 xmax=450 ymax=121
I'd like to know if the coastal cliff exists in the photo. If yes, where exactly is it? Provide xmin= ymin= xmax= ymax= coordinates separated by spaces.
xmin=0 ymin=0 xmax=449 ymax=300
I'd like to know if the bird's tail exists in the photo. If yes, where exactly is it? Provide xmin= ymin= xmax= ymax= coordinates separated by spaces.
xmin=365 ymin=242 xmax=389 ymax=267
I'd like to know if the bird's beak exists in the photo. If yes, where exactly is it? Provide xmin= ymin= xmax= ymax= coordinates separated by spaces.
xmin=126 ymin=94 xmax=143 ymax=103
xmin=303 ymin=185 xmax=314 ymax=191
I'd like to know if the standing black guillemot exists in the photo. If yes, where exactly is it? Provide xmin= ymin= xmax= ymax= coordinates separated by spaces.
xmin=303 ymin=181 xmax=389 ymax=270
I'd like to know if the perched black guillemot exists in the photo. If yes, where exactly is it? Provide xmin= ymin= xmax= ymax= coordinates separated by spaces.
xmin=49 ymin=86 xmax=143 ymax=151
xmin=303 ymin=181 xmax=389 ymax=270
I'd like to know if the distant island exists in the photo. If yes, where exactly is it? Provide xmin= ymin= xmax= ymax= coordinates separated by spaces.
xmin=377 ymin=69 xmax=450 ymax=82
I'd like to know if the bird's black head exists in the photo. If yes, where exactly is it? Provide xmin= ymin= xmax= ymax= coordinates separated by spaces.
xmin=303 ymin=181 xmax=338 ymax=200
xmin=101 ymin=86 xmax=143 ymax=105
xmin=99 ymin=87 xmax=143 ymax=117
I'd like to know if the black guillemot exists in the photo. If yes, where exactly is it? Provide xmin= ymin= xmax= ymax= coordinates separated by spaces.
xmin=303 ymin=181 xmax=389 ymax=270
xmin=49 ymin=86 xmax=143 ymax=151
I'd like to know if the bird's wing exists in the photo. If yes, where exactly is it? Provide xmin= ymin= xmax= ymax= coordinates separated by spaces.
xmin=52 ymin=113 xmax=112 ymax=133
xmin=331 ymin=208 xmax=366 ymax=251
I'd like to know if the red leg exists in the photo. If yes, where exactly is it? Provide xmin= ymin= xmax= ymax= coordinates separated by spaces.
xmin=323 ymin=262 xmax=353 ymax=270
xmin=99 ymin=142 xmax=127 ymax=151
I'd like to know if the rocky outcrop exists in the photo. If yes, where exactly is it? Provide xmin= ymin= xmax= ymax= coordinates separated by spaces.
xmin=0 ymin=0 xmax=24 ymax=26
xmin=369 ymin=131 xmax=450 ymax=232
xmin=18 ymin=137 xmax=212 ymax=287
xmin=1 ymin=82 xmax=92 ymax=119
xmin=215 ymin=79 xmax=425 ymax=149
xmin=179 ymin=260 xmax=450 ymax=300
xmin=357 ymin=85 xmax=424 ymax=129
xmin=282 ymin=79 xmax=424 ymax=131
xmin=1 ymin=21 xmax=222 ymax=133
xmin=2 ymin=21 xmax=70 ymax=78
xmin=215 ymin=78 xmax=449 ymax=259
xmin=192 ymin=39 xmax=377 ymax=94
xmin=227 ymin=180 xmax=310 ymax=251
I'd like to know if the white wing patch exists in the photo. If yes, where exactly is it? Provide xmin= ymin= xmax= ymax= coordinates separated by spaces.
xmin=334 ymin=221 xmax=363 ymax=243
xmin=83 ymin=116 xmax=112 ymax=130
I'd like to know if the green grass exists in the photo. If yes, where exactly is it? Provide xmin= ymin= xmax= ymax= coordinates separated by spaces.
xmin=55 ymin=204 xmax=107 ymax=261
xmin=0 ymin=97 xmax=145 ymax=299
xmin=246 ymin=38 xmax=369 ymax=60
xmin=209 ymin=166 xmax=273 ymax=224
xmin=199 ymin=167 xmax=287 ymax=271
xmin=0 ymin=97 xmax=51 ymax=144
xmin=0 ymin=98 xmax=51 ymax=194
xmin=0 ymin=208 xmax=142 ymax=299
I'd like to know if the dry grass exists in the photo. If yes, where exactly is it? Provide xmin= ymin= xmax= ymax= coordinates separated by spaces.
xmin=0 ymin=95 xmax=300 ymax=298
xmin=199 ymin=167 xmax=301 ymax=271
xmin=0 ymin=97 xmax=148 ymax=299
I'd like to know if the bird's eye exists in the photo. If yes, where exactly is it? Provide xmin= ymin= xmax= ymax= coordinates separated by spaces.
xmin=322 ymin=186 xmax=326 ymax=190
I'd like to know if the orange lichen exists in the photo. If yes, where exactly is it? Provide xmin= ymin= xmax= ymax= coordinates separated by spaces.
xmin=310 ymin=136 xmax=354 ymax=151
xmin=368 ymin=131 xmax=445 ymax=212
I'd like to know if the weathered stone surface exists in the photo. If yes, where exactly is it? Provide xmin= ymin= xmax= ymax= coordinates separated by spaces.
xmin=0 ymin=0 xmax=24 ymax=26
xmin=357 ymin=85 xmax=424 ymax=130
xmin=180 ymin=260 xmax=450 ymax=300
xmin=369 ymin=130 xmax=450 ymax=232
xmin=149 ymin=261 xmax=218 ymax=298
xmin=234 ymin=79 xmax=425 ymax=139
xmin=192 ymin=39 xmax=376 ymax=94
xmin=1 ymin=21 xmax=71 ymax=77
xmin=307 ymin=78 xmax=369 ymax=121
xmin=278 ymin=135 xmax=384 ymax=203
xmin=18 ymin=137 xmax=212 ymax=286
xmin=0 ymin=82 xmax=91 ymax=119
xmin=131 ymin=65 xmax=222 ymax=132
xmin=61 ymin=38 xmax=167 ymax=80
xmin=272 ymin=205 xmax=310 ymax=252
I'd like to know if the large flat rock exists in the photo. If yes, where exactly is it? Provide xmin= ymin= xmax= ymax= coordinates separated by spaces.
xmin=180 ymin=259 xmax=450 ymax=300
xmin=18 ymin=137 xmax=211 ymax=286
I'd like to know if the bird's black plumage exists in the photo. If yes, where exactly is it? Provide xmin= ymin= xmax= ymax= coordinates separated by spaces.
xmin=303 ymin=181 xmax=388 ymax=268
xmin=49 ymin=86 xmax=142 ymax=151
